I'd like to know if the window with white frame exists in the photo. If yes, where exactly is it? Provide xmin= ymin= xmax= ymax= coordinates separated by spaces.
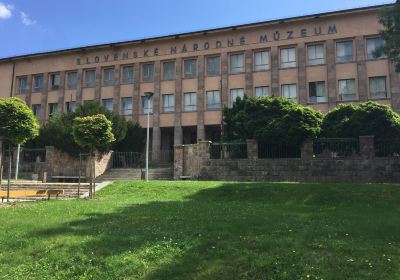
xmin=67 ymin=72 xmax=77 ymax=90
xmin=84 ymin=69 xmax=96 ymax=87
xmin=122 ymin=65 xmax=134 ymax=84
xmin=230 ymin=88 xmax=244 ymax=106
xmin=367 ymin=38 xmax=386 ymax=60
xmin=102 ymin=98 xmax=113 ymax=111
xmin=254 ymin=51 xmax=269 ymax=71
xmin=184 ymin=59 xmax=197 ymax=78
xmin=255 ymin=86 xmax=270 ymax=98
xmin=18 ymin=76 xmax=28 ymax=94
xmin=336 ymin=41 xmax=353 ymax=63
xmin=121 ymin=97 xmax=133 ymax=115
xmin=48 ymin=103 xmax=58 ymax=117
xmin=184 ymin=92 xmax=197 ymax=112
xmin=281 ymin=84 xmax=297 ymax=101
xmin=103 ymin=68 xmax=114 ymax=86
xmin=32 ymin=104 xmax=41 ymax=119
xmin=280 ymin=48 xmax=296 ymax=68
xmin=66 ymin=101 xmax=76 ymax=112
xmin=163 ymin=61 xmax=175 ymax=80
xmin=230 ymin=53 xmax=244 ymax=74
xmin=207 ymin=56 xmax=220 ymax=76
xmin=309 ymin=81 xmax=326 ymax=103
xmin=50 ymin=73 xmax=60 ymax=90
xmin=33 ymin=75 xmax=43 ymax=92
xmin=369 ymin=76 xmax=387 ymax=99
xmin=338 ymin=79 xmax=357 ymax=101
xmin=308 ymin=44 xmax=324 ymax=65
xmin=206 ymin=90 xmax=221 ymax=110
xmin=142 ymin=63 xmax=154 ymax=82
xmin=141 ymin=95 xmax=153 ymax=114
xmin=162 ymin=94 xmax=175 ymax=112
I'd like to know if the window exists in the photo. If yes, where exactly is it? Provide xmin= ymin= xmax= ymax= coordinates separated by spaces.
xmin=48 ymin=103 xmax=58 ymax=117
xmin=280 ymin=48 xmax=296 ymax=68
xmin=206 ymin=90 xmax=221 ymax=110
xmin=369 ymin=76 xmax=387 ymax=99
xmin=367 ymin=38 xmax=385 ymax=60
xmin=184 ymin=59 xmax=197 ymax=78
xmin=254 ymin=51 xmax=269 ymax=71
xmin=121 ymin=97 xmax=133 ymax=115
xmin=102 ymin=98 xmax=113 ymax=111
xmin=84 ymin=69 xmax=96 ymax=87
xmin=142 ymin=63 xmax=154 ymax=82
xmin=230 ymin=88 xmax=244 ymax=106
xmin=32 ymin=104 xmax=41 ymax=119
xmin=184 ymin=92 xmax=197 ymax=112
xmin=103 ymin=68 xmax=114 ymax=86
xmin=122 ymin=65 xmax=134 ymax=84
xmin=67 ymin=72 xmax=77 ymax=90
xmin=309 ymin=81 xmax=326 ymax=103
xmin=141 ymin=95 xmax=153 ymax=114
xmin=18 ymin=76 xmax=28 ymax=94
xmin=255 ymin=86 xmax=270 ymax=98
xmin=162 ymin=94 xmax=175 ymax=112
xmin=50 ymin=73 xmax=60 ymax=90
xmin=66 ymin=101 xmax=76 ymax=112
xmin=207 ymin=56 xmax=220 ymax=76
xmin=308 ymin=44 xmax=324 ymax=65
xmin=162 ymin=61 xmax=175 ymax=80
xmin=336 ymin=41 xmax=353 ymax=63
xmin=33 ymin=75 xmax=43 ymax=92
xmin=338 ymin=79 xmax=357 ymax=101
xmin=281 ymin=84 xmax=297 ymax=101
xmin=230 ymin=54 xmax=244 ymax=74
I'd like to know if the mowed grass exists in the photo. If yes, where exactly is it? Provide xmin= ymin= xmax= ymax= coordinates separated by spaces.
xmin=0 ymin=181 xmax=400 ymax=280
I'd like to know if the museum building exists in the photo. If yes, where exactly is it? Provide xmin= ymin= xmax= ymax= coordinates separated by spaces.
xmin=0 ymin=4 xmax=399 ymax=154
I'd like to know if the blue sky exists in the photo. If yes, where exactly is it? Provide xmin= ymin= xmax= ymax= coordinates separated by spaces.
xmin=0 ymin=0 xmax=395 ymax=58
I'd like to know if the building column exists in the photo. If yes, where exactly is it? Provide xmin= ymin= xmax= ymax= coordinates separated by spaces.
xmin=152 ymin=60 xmax=161 ymax=158
xmin=389 ymin=62 xmax=400 ymax=113
xmin=326 ymin=39 xmax=337 ymax=109
xmin=271 ymin=46 xmax=280 ymax=96
xmin=133 ymin=63 xmax=140 ymax=123
xmin=76 ymin=69 xmax=83 ymax=104
xmin=197 ymin=55 xmax=205 ymax=141
xmin=41 ymin=72 xmax=49 ymax=122
xmin=113 ymin=64 xmax=121 ymax=113
xmin=174 ymin=57 xmax=183 ymax=145
xmin=245 ymin=49 xmax=253 ymax=97
xmin=25 ymin=75 xmax=32 ymax=106
xmin=221 ymin=52 xmax=229 ymax=106
xmin=297 ymin=42 xmax=307 ymax=105
xmin=355 ymin=36 xmax=368 ymax=101
xmin=95 ymin=66 xmax=101 ymax=101
xmin=59 ymin=71 xmax=66 ymax=112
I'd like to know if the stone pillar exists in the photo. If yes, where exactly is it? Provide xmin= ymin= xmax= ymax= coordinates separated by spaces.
xmin=174 ymin=58 xmax=183 ymax=145
xmin=245 ymin=49 xmax=253 ymax=97
xmin=221 ymin=52 xmax=229 ymax=106
xmin=113 ymin=64 xmax=121 ymax=113
xmin=359 ymin=135 xmax=374 ymax=159
xmin=355 ymin=36 xmax=367 ymax=101
xmin=246 ymin=139 xmax=258 ymax=161
xmin=76 ymin=69 xmax=83 ymax=104
xmin=59 ymin=71 xmax=66 ymax=112
xmin=41 ymin=72 xmax=49 ymax=122
xmin=326 ymin=40 xmax=337 ymax=109
xmin=45 ymin=146 xmax=55 ymax=181
xmin=301 ymin=139 xmax=314 ymax=159
xmin=95 ymin=66 xmax=101 ymax=101
xmin=152 ymin=61 xmax=161 ymax=159
xmin=133 ymin=63 xmax=140 ymax=122
xmin=389 ymin=62 xmax=400 ymax=113
xmin=174 ymin=126 xmax=183 ymax=146
xmin=26 ymin=74 xmax=32 ymax=106
xmin=271 ymin=46 xmax=280 ymax=96
xmin=198 ymin=141 xmax=211 ymax=160
xmin=173 ymin=145 xmax=184 ymax=180
xmin=197 ymin=55 xmax=205 ymax=141
xmin=297 ymin=43 xmax=307 ymax=105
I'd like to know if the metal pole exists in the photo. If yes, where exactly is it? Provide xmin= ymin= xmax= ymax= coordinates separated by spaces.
xmin=146 ymin=98 xmax=150 ymax=182
xmin=7 ymin=143 xmax=11 ymax=202
xmin=15 ymin=144 xmax=20 ymax=180
xmin=78 ymin=153 xmax=81 ymax=198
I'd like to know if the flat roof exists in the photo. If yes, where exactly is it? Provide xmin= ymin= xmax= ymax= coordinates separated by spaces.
xmin=0 ymin=3 xmax=393 ymax=62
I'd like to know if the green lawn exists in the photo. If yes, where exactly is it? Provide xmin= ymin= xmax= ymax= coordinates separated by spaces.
xmin=0 ymin=181 xmax=400 ymax=280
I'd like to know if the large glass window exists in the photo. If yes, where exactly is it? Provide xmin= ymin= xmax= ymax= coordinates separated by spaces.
xmin=207 ymin=56 xmax=220 ymax=76
xmin=336 ymin=41 xmax=353 ymax=63
xmin=102 ymin=98 xmax=113 ymax=111
xmin=230 ymin=54 xmax=244 ymax=74
xmin=122 ymin=65 xmax=134 ymax=84
xmin=281 ymin=84 xmax=297 ymax=101
xmin=67 ymin=72 xmax=77 ymax=90
xmin=66 ymin=101 xmax=76 ymax=112
xmin=338 ymin=79 xmax=357 ymax=101
xmin=255 ymin=86 xmax=270 ymax=98
xmin=141 ymin=96 xmax=153 ymax=114
xmin=369 ymin=76 xmax=387 ymax=99
xmin=367 ymin=38 xmax=385 ymax=60
xmin=32 ymin=104 xmax=41 ymax=119
xmin=280 ymin=48 xmax=296 ymax=68
xmin=308 ymin=44 xmax=324 ymax=65
xmin=121 ymin=97 xmax=133 ymax=115
xmin=103 ymin=68 xmax=114 ymax=86
xmin=18 ymin=76 xmax=28 ymax=94
xmin=162 ymin=94 xmax=175 ymax=112
xmin=184 ymin=59 xmax=197 ymax=78
xmin=254 ymin=51 xmax=269 ymax=71
xmin=184 ymin=92 xmax=197 ymax=112
xmin=33 ymin=75 xmax=43 ymax=92
xmin=309 ymin=81 xmax=326 ymax=103
xmin=48 ymin=103 xmax=58 ymax=117
xmin=50 ymin=73 xmax=60 ymax=90
xmin=163 ymin=61 xmax=175 ymax=80
xmin=142 ymin=63 xmax=154 ymax=82
xmin=84 ymin=69 xmax=96 ymax=87
xmin=206 ymin=90 xmax=221 ymax=110
xmin=230 ymin=88 xmax=244 ymax=107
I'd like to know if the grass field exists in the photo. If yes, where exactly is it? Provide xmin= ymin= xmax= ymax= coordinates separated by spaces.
xmin=0 ymin=181 xmax=399 ymax=280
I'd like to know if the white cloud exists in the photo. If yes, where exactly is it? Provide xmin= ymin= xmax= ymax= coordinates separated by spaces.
xmin=0 ymin=2 xmax=13 ymax=19
xmin=20 ymin=11 xmax=36 ymax=26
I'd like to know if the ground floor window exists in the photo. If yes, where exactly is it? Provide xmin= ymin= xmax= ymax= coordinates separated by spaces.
xmin=338 ymin=79 xmax=357 ymax=101
xmin=369 ymin=76 xmax=387 ymax=99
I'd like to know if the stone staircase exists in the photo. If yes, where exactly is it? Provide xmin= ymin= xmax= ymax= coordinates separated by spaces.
xmin=96 ymin=167 xmax=173 ymax=182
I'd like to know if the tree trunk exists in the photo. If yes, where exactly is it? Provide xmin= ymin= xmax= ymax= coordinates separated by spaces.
xmin=7 ymin=143 xmax=12 ymax=202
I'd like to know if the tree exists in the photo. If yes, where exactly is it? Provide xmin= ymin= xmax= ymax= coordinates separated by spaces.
xmin=113 ymin=121 xmax=146 ymax=152
xmin=72 ymin=114 xmax=115 ymax=198
xmin=0 ymin=97 xmax=39 ymax=201
xmin=375 ymin=1 xmax=400 ymax=72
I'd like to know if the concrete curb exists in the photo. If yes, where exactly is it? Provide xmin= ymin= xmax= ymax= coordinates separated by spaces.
xmin=80 ymin=181 xmax=113 ymax=199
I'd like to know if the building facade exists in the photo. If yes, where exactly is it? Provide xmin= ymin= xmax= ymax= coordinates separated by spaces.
xmin=0 ymin=4 xmax=399 ymax=154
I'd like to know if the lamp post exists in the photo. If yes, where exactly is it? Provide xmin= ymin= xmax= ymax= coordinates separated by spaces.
xmin=144 ymin=92 xmax=153 ymax=182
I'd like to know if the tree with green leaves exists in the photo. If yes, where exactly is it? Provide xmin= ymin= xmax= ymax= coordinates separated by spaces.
xmin=0 ymin=97 xmax=39 ymax=201
xmin=375 ymin=1 xmax=400 ymax=72
xmin=72 ymin=114 xmax=115 ymax=198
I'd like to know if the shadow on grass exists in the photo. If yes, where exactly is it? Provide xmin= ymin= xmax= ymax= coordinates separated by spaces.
xmin=20 ymin=183 xmax=400 ymax=278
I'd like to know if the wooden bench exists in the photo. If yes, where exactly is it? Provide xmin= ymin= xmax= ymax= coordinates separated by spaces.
xmin=0 ymin=189 xmax=64 ymax=202
xmin=52 ymin=176 xmax=87 ymax=183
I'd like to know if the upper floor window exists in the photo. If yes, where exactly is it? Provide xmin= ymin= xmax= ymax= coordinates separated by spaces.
xmin=308 ymin=44 xmax=324 ymax=65
xmin=163 ymin=61 xmax=175 ymax=80
xmin=338 ymin=79 xmax=357 ymax=101
xmin=103 ymin=68 xmax=114 ymax=86
xmin=162 ymin=94 xmax=175 ymax=112
xmin=184 ymin=92 xmax=197 ymax=112
xmin=66 ymin=101 xmax=76 ymax=112
xmin=184 ymin=59 xmax=197 ymax=78
xmin=254 ymin=51 xmax=269 ymax=71
xmin=18 ymin=76 xmax=28 ymax=94
xmin=142 ymin=63 xmax=154 ymax=82
xmin=67 ymin=72 xmax=77 ymax=90
xmin=33 ymin=75 xmax=43 ymax=92
xmin=121 ymin=97 xmax=133 ymax=115
xmin=102 ymin=98 xmax=113 ymax=111
xmin=230 ymin=88 xmax=244 ymax=107
xmin=32 ymin=104 xmax=41 ymax=119
xmin=255 ymin=86 xmax=270 ymax=98
xmin=207 ymin=56 xmax=220 ymax=76
xmin=50 ymin=73 xmax=60 ymax=90
xmin=122 ymin=65 xmax=134 ymax=84
xmin=206 ymin=90 xmax=221 ymax=110
xmin=309 ymin=81 xmax=326 ymax=103
xmin=141 ymin=95 xmax=153 ymax=114
xmin=84 ymin=69 xmax=96 ymax=87
xmin=280 ymin=48 xmax=296 ymax=68
xmin=367 ymin=37 xmax=386 ymax=60
xmin=369 ymin=76 xmax=387 ymax=99
xmin=48 ymin=103 xmax=58 ymax=117
xmin=230 ymin=54 xmax=244 ymax=74
xmin=336 ymin=41 xmax=353 ymax=63
xmin=281 ymin=84 xmax=297 ymax=101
